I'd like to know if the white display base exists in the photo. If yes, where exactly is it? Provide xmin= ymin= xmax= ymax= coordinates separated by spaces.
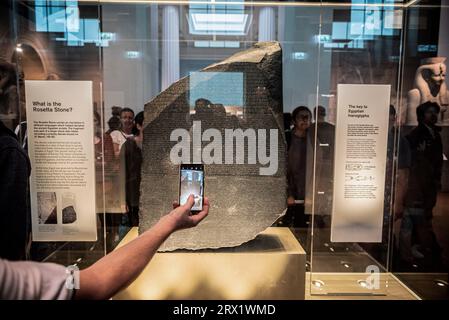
xmin=113 ymin=227 xmax=306 ymax=300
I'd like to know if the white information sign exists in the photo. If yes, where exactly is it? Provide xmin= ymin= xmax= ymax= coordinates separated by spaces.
xmin=331 ymin=84 xmax=391 ymax=243
xmin=25 ymin=80 xmax=97 ymax=241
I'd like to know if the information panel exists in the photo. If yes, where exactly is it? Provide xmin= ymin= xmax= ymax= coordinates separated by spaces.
xmin=25 ymin=80 xmax=97 ymax=241
xmin=331 ymin=84 xmax=391 ymax=243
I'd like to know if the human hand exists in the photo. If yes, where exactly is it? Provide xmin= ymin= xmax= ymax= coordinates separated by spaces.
xmin=163 ymin=195 xmax=209 ymax=232
xmin=287 ymin=196 xmax=295 ymax=206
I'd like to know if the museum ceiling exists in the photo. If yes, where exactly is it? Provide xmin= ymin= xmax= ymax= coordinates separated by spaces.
xmin=13 ymin=0 xmax=440 ymax=10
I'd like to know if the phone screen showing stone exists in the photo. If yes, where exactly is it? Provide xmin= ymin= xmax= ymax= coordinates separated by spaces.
xmin=179 ymin=164 xmax=204 ymax=213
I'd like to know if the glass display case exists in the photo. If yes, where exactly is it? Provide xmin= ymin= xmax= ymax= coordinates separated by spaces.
xmin=1 ymin=0 xmax=448 ymax=300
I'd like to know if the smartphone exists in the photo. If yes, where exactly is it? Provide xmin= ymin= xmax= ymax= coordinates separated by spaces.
xmin=179 ymin=164 xmax=204 ymax=213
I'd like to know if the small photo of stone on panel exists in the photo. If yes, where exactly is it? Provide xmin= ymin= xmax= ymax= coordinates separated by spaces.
xmin=62 ymin=192 xmax=77 ymax=224
xmin=37 ymin=192 xmax=57 ymax=224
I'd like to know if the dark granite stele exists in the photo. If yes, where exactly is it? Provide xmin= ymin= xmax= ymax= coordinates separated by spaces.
xmin=140 ymin=42 xmax=287 ymax=251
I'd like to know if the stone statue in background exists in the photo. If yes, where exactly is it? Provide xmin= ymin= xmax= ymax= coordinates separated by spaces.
xmin=406 ymin=57 xmax=448 ymax=125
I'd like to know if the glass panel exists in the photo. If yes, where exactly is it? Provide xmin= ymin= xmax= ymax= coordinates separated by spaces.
xmin=2 ymin=0 xmax=106 ymax=269
xmin=392 ymin=0 xmax=449 ymax=300
xmin=2 ymin=0 xmax=447 ymax=301
xmin=309 ymin=1 xmax=404 ymax=296
xmin=99 ymin=1 xmax=319 ymax=258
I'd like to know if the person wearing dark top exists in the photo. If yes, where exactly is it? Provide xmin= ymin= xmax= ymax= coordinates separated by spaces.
xmin=288 ymin=132 xmax=307 ymax=202
xmin=388 ymin=105 xmax=411 ymax=221
xmin=121 ymin=111 xmax=144 ymax=227
xmin=0 ymin=120 xmax=31 ymax=260
xmin=362 ymin=105 xmax=412 ymax=264
xmin=282 ymin=106 xmax=313 ymax=228
xmin=399 ymin=101 xmax=443 ymax=269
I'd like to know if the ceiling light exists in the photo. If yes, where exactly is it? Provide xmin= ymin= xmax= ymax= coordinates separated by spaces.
xmin=189 ymin=13 xmax=250 ymax=35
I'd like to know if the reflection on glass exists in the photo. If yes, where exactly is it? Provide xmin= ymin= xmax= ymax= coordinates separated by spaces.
xmin=189 ymin=71 xmax=244 ymax=118
xmin=2 ymin=0 xmax=447 ymax=299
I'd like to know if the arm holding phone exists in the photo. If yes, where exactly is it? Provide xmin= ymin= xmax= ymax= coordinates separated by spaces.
xmin=0 ymin=195 xmax=208 ymax=300
xmin=76 ymin=195 xmax=209 ymax=300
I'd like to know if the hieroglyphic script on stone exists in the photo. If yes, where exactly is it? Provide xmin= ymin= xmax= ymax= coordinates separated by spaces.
xmin=140 ymin=42 xmax=287 ymax=250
